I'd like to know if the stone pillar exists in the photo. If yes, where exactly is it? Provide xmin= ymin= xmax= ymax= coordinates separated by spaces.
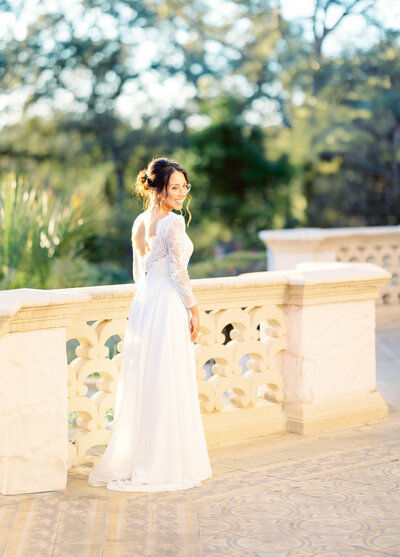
xmin=0 ymin=328 xmax=68 ymax=494
xmin=0 ymin=289 xmax=90 ymax=495
xmin=282 ymin=262 xmax=390 ymax=434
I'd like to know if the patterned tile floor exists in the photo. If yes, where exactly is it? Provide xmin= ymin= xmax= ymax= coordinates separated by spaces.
xmin=1 ymin=323 xmax=399 ymax=557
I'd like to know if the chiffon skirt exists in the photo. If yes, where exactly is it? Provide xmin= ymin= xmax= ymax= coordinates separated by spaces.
xmin=88 ymin=273 xmax=212 ymax=492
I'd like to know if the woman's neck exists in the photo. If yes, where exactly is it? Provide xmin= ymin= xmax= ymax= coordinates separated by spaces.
xmin=148 ymin=203 xmax=171 ymax=217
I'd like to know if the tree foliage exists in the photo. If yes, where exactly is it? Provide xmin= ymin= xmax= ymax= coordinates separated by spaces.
xmin=0 ymin=0 xmax=399 ymax=285
xmin=186 ymin=98 xmax=293 ymax=246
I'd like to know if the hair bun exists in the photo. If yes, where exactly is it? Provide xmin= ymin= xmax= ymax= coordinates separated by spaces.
xmin=135 ymin=169 xmax=150 ymax=195
xmin=138 ymin=171 xmax=146 ymax=184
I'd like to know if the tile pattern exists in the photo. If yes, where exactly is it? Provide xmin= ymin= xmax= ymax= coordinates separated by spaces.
xmin=0 ymin=436 xmax=399 ymax=557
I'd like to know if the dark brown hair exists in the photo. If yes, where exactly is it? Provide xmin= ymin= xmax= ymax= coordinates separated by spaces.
xmin=134 ymin=157 xmax=192 ymax=225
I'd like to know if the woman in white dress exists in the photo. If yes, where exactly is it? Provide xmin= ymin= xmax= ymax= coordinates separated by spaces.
xmin=88 ymin=157 xmax=212 ymax=492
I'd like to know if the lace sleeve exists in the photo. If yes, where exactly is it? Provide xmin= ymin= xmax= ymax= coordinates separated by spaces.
xmin=165 ymin=216 xmax=197 ymax=309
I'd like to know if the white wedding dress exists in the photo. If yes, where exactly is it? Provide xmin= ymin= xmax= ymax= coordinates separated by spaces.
xmin=88 ymin=209 xmax=212 ymax=491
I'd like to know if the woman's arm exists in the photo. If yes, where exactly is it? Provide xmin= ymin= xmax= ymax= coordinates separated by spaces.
xmin=188 ymin=303 xmax=200 ymax=342
xmin=165 ymin=217 xmax=197 ymax=309
xmin=131 ymin=224 xmax=142 ymax=287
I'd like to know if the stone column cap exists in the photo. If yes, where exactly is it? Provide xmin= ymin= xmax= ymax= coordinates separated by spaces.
xmin=259 ymin=225 xmax=400 ymax=245
xmin=284 ymin=262 xmax=391 ymax=305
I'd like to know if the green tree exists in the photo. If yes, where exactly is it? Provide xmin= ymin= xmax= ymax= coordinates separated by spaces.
xmin=302 ymin=30 xmax=400 ymax=226
xmin=182 ymin=98 xmax=293 ymax=251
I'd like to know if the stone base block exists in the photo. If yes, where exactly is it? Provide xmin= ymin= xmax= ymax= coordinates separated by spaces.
xmin=203 ymin=404 xmax=286 ymax=447
xmin=285 ymin=391 xmax=388 ymax=435
xmin=0 ymin=457 xmax=67 ymax=496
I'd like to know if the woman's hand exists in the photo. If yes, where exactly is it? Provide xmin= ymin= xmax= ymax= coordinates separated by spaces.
xmin=189 ymin=305 xmax=200 ymax=342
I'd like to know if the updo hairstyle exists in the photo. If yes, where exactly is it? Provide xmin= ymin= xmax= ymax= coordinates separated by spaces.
xmin=134 ymin=157 xmax=192 ymax=225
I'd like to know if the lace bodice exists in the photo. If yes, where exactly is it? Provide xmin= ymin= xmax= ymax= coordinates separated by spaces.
xmin=131 ymin=211 xmax=197 ymax=308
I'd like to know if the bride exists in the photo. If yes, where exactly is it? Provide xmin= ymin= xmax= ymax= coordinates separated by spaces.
xmin=88 ymin=157 xmax=213 ymax=492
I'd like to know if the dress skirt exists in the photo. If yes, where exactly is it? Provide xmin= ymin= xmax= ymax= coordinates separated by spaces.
xmin=88 ymin=273 xmax=212 ymax=492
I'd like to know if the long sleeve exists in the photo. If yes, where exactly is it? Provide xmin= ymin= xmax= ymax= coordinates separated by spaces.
xmin=165 ymin=216 xmax=197 ymax=309
xmin=132 ymin=249 xmax=141 ymax=287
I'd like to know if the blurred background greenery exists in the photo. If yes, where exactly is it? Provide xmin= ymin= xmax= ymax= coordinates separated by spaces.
xmin=0 ymin=0 xmax=399 ymax=289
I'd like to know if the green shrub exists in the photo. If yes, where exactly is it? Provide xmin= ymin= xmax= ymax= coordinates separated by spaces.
xmin=189 ymin=250 xmax=266 ymax=279
xmin=48 ymin=255 xmax=130 ymax=288
xmin=0 ymin=172 xmax=107 ymax=289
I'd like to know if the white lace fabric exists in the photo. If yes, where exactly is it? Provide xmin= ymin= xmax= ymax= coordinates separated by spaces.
xmin=132 ymin=211 xmax=197 ymax=309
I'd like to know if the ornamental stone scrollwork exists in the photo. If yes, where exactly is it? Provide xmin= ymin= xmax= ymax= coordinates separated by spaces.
xmin=336 ymin=243 xmax=399 ymax=305
xmin=195 ymin=304 xmax=286 ymax=414
xmin=67 ymin=318 xmax=127 ymax=466
xmin=66 ymin=300 xmax=286 ymax=465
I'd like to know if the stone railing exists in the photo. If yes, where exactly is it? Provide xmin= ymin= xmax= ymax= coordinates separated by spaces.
xmin=66 ymin=277 xmax=287 ymax=467
xmin=259 ymin=225 xmax=400 ymax=323
xmin=0 ymin=262 xmax=391 ymax=494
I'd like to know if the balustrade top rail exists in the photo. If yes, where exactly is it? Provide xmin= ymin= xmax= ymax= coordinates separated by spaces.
xmin=0 ymin=264 xmax=391 ymax=336
xmin=259 ymin=225 xmax=400 ymax=242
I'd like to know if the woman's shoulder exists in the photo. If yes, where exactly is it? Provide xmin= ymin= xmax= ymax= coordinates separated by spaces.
xmin=132 ymin=210 xmax=147 ymax=228
xmin=164 ymin=211 xmax=186 ymax=231
xmin=133 ymin=211 xmax=144 ymax=222
xmin=169 ymin=211 xmax=184 ymax=221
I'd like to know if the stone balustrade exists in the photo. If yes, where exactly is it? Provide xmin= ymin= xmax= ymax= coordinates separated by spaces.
xmin=259 ymin=225 xmax=400 ymax=324
xmin=0 ymin=262 xmax=391 ymax=494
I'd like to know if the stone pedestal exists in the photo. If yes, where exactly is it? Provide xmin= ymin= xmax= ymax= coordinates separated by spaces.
xmin=0 ymin=329 xmax=68 ymax=494
xmin=282 ymin=263 xmax=389 ymax=434
xmin=0 ymin=289 xmax=89 ymax=495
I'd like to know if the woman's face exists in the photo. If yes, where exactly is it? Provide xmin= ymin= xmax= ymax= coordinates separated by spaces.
xmin=162 ymin=170 xmax=189 ymax=212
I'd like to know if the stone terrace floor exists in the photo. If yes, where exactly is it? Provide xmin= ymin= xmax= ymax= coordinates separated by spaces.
xmin=1 ymin=323 xmax=399 ymax=557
